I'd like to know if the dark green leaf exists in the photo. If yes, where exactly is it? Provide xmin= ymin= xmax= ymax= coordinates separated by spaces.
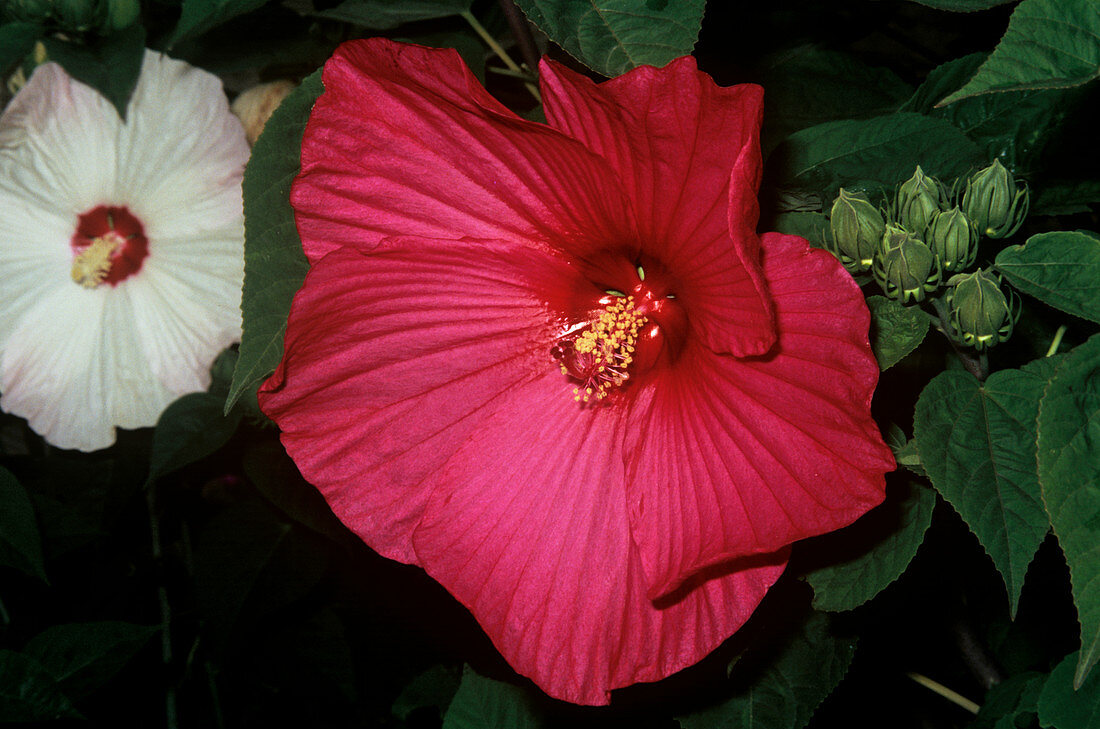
xmin=759 ymin=45 xmax=911 ymax=147
xmin=905 ymin=54 xmax=1079 ymax=174
xmin=193 ymin=501 xmax=328 ymax=648
xmin=886 ymin=425 xmax=926 ymax=477
xmin=393 ymin=664 xmax=463 ymax=721
xmin=771 ymin=212 xmax=830 ymax=250
xmin=1038 ymin=334 xmax=1100 ymax=688
xmin=242 ymin=440 xmax=352 ymax=545
xmin=803 ymin=479 xmax=936 ymax=612
xmin=0 ymin=22 xmax=42 ymax=72
xmin=0 ymin=650 xmax=80 ymax=722
xmin=996 ymin=231 xmax=1100 ymax=324
xmin=907 ymin=0 xmax=1015 ymax=8
xmin=775 ymin=112 xmax=982 ymax=197
xmin=914 ymin=364 xmax=1055 ymax=616
xmin=677 ymin=612 xmax=857 ymax=729
xmin=42 ymin=23 xmax=144 ymax=119
xmin=867 ymin=296 xmax=932 ymax=371
xmin=513 ymin=0 xmax=705 ymax=78
xmin=1039 ymin=651 xmax=1100 ymax=728
xmin=228 ymin=71 xmax=320 ymax=412
xmin=147 ymin=392 xmax=243 ymax=486
xmin=973 ymin=671 xmax=1044 ymax=729
xmin=169 ymin=0 xmax=272 ymax=48
xmin=23 ymin=622 xmax=158 ymax=700
xmin=442 ymin=665 xmax=544 ymax=729
xmin=940 ymin=0 xmax=1100 ymax=105
xmin=1033 ymin=179 xmax=1100 ymax=215
xmin=0 ymin=466 xmax=46 ymax=581
xmin=316 ymin=0 xmax=472 ymax=29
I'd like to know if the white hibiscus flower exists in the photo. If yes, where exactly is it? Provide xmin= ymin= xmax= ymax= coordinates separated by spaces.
xmin=0 ymin=50 xmax=248 ymax=451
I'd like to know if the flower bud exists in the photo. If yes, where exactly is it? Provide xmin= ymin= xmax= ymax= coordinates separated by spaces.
xmin=828 ymin=188 xmax=884 ymax=274
xmin=55 ymin=0 xmax=98 ymax=30
xmin=873 ymin=224 xmax=942 ymax=304
xmin=962 ymin=160 xmax=1029 ymax=239
xmin=104 ymin=0 xmax=140 ymax=30
xmin=231 ymin=80 xmax=296 ymax=146
xmin=894 ymin=165 xmax=948 ymax=233
xmin=926 ymin=207 xmax=978 ymax=273
xmin=945 ymin=269 xmax=1018 ymax=350
xmin=7 ymin=0 xmax=52 ymax=21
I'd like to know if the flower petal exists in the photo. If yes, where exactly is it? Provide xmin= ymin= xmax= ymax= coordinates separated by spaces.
xmin=624 ymin=233 xmax=894 ymax=599
xmin=540 ymin=57 xmax=775 ymax=357
xmin=292 ymin=39 xmax=637 ymax=264
xmin=259 ymin=237 xmax=593 ymax=563
xmin=410 ymin=377 xmax=788 ymax=704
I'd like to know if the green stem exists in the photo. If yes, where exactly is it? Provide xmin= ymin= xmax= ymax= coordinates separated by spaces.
xmin=1046 ymin=325 xmax=1067 ymax=357
xmin=0 ymin=594 xmax=10 ymax=626
xmin=461 ymin=10 xmax=541 ymax=103
xmin=906 ymin=672 xmax=981 ymax=715
xmin=146 ymin=488 xmax=178 ymax=729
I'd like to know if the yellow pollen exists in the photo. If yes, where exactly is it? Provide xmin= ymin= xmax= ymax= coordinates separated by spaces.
xmin=71 ymin=234 xmax=122 ymax=288
xmin=569 ymin=296 xmax=646 ymax=404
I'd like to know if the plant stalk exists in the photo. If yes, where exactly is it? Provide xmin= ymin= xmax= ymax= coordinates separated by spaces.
xmin=906 ymin=672 xmax=981 ymax=715
xmin=461 ymin=10 xmax=541 ymax=103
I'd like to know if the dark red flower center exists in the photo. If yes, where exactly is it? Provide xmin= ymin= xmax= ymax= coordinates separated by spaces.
xmin=553 ymin=260 xmax=686 ymax=403
xmin=70 ymin=205 xmax=148 ymax=288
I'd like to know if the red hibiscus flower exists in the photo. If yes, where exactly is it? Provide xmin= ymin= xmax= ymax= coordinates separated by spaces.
xmin=259 ymin=38 xmax=895 ymax=705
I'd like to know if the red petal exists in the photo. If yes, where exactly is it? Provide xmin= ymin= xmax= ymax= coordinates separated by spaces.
xmin=293 ymin=39 xmax=636 ymax=264
xmin=410 ymin=376 xmax=788 ymax=705
xmin=540 ymin=57 xmax=775 ymax=357
xmin=259 ymin=237 xmax=586 ymax=563
xmin=624 ymin=233 xmax=894 ymax=599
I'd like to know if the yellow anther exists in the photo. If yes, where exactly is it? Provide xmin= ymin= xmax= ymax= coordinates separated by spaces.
xmin=560 ymin=296 xmax=646 ymax=403
xmin=71 ymin=234 xmax=122 ymax=288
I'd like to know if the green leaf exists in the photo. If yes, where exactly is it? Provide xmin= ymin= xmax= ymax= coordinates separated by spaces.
xmin=906 ymin=0 xmax=1015 ymax=9
xmin=758 ymin=45 xmax=911 ymax=147
xmin=776 ymin=112 xmax=982 ymax=197
xmin=442 ymin=665 xmax=544 ymax=729
xmin=1033 ymin=179 xmax=1100 ymax=216
xmin=242 ymin=441 xmax=352 ymax=545
xmin=0 ymin=466 xmax=46 ymax=581
xmin=512 ymin=0 xmax=706 ymax=78
xmin=904 ymin=54 xmax=1079 ymax=174
xmin=803 ymin=479 xmax=936 ymax=612
xmin=1038 ymin=334 xmax=1100 ymax=688
xmin=0 ymin=22 xmax=42 ymax=72
xmin=393 ymin=664 xmax=463 ymax=721
xmin=996 ymin=231 xmax=1100 ymax=325
xmin=772 ymin=212 xmax=830 ymax=250
xmin=146 ymin=392 xmax=243 ymax=487
xmin=867 ymin=296 xmax=931 ymax=371
xmin=169 ymin=0 xmax=273 ymax=48
xmin=940 ymin=0 xmax=1100 ymax=105
xmin=23 ymin=622 xmax=158 ymax=700
xmin=973 ymin=671 xmax=1044 ymax=729
xmin=677 ymin=612 xmax=857 ymax=729
xmin=228 ymin=71 xmax=320 ymax=412
xmin=41 ymin=23 xmax=144 ymax=119
xmin=316 ymin=0 xmax=472 ymax=29
xmin=1038 ymin=651 xmax=1100 ymax=728
xmin=0 ymin=650 xmax=80 ymax=722
xmin=914 ymin=364 xmax=1055 ymax=616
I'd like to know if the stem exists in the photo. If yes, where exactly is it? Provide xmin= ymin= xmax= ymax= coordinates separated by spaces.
xmin=951 ymin=618 xmax=1004 ymax=690
xmin=0 ymin=594 xmax=10 ymax=626
xmin=906 ymin=672 xmax=981 ymax=715
xmin=146 ymin=487 xmax=179 ymax=729
xmin=460 ymin=10 xmax=541 ymax=103
xmin=497 ymin=0 xmax=542 ymax=78
xmin=1046 ymin=325 xmax=1067 ymax=357
xmin=930 ymin=297 xmax=988 ymax=381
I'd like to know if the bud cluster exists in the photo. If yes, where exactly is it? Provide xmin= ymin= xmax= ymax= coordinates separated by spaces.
xmin=824 ymin=161 xmax=1028 ymax=349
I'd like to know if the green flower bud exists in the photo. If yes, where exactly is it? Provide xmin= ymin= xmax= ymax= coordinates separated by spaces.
xmin=945 ymin=269 xmax=1019 ymax=350
xmin=926 ymin=207 xmax=978 ymax=273
xmin=828 ymin=188 xmax=885 ymax=274
xmin=104 ymin=0 xmax=140 ymax=29
xmin=962 ymin=160 xmax=1029 ymax=239
xmin=7 ymin=0 xmax=52 ymax=21
xmin=894 ymin=165 xmax=948 ymax=233
xmin=873 ymin=224 xmax=942 ymax=304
